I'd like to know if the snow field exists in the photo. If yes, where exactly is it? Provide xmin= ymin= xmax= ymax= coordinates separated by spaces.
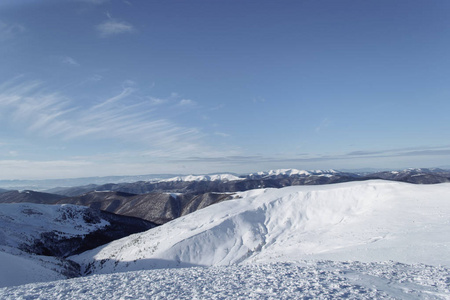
xmin=0 ymin=261 xmax=449 ymax=300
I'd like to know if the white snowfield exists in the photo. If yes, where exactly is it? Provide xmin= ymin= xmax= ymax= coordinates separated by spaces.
xmin=1 ymin=261 xmax=449 ymax=299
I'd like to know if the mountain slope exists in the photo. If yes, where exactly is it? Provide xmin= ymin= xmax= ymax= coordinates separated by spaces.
xmin=0 ymin=203 xmax=157 ymax=287
xmin=56 ymin=191 xmax=233 ymax=224
xmin=0 ymin=190 xmax=65 ymax=204
xmin=71 ymin=180 xmax=450 ymax=275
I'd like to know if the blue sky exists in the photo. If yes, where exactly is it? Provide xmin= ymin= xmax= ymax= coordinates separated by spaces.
xmin=0 ymin=0 xmax=449 ymax=179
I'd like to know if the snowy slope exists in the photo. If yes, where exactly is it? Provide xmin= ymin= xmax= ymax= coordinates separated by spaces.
xmin=71 ymin=180 xmax=450 ymax=275
xmin=0 ymin=248 xmax=79 ymax=288
xmin=0 ymin=203 xmax=113 ymax=287
xmin=0 ymin=203 xmax=110 ymax=251
xmin=1 ymin=261 xmax=449 ymax=299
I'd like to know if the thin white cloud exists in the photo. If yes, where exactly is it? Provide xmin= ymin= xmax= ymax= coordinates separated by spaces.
xmin=148 ymin=97 xmax=167 ymax=106
xmin=214 ymin=132 xmax=230 ymax=138
xmin=315 ymin=118 xmax=330 ymax=133
xmin=88 ymin=74 xmax=103 ymax=82
xmin=0 ymin=20 xmax=25 ymax=41
xmin=178 ymin=99 xmax=196 ymax=106
xmin=253 ymin=97 xmax=266 ymax=104
xmin=61 ymin=56 xmax=80 ymax=66
xmin=0 ymin=77 xmax=208 ymax=156
xmin=96 ymin=20 xmax=134 ymax=37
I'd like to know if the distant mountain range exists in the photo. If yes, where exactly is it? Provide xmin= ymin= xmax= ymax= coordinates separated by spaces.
xmin=0 ymin=168 xmax=449 ymax=225
xmin=1 ymin=167 xmax=449 ymax=191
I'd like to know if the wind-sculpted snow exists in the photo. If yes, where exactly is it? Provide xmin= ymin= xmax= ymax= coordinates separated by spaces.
xmin=1 ymin=261 xmax=449 ymax=299
xmin=71 ymin=180 xmax=450 ymax=275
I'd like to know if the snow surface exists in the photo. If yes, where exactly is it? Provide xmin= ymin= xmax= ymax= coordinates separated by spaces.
xmin=161 ymin=173 xmax=243 ymax=182
xmin=71 ymin=180 xmax=450 ymax=275
xmin=0 ymin=249 xmax=67 ymax=288
xmin=1 ymin=261 xmax=449 ymax=299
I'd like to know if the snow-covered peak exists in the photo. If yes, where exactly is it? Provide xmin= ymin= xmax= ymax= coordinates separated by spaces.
xmin=247 ymin=168 xmax=340 ymax=179
xmin=161 ymin=174 xmax=243 ymax=182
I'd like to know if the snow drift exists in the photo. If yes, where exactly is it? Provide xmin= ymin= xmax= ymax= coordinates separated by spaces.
xmin=71 ymin=180 xmax=450 ymax=275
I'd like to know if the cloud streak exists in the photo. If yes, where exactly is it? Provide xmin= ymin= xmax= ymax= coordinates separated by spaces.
xmin=0 ymin=77 xmax=209 ymax=157
xmin=96 ymin=20 xmax=134 ymax=37
xmin=0 ymin=20 xmax=25 ymax=41
xmin=61 ymin=56 xmax=80 ymax=66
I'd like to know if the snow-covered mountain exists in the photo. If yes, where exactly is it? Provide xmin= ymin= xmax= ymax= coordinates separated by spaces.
xmin=161 ymin=173 xmax=243 ymax=182
xmin=246 ymin=168 xmax=341 ymax=179
xmin=368 ymin=168 xmax=450 ymax=184
xmin=0 ymin=190 xmax=65 ymax=204
xmin=0 ymin=203 xmax=156 ymax=287
xmin=71 ymin=180 xmax=450 ymax=275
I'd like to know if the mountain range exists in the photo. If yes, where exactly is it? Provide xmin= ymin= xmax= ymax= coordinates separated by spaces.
xmin=0 ymin=168 xmax=449 ymax=226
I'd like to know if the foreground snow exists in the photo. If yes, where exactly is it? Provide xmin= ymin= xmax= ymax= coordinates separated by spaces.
xmin=1 ymin=261 xmax=449 ymax=299
xmin=71 ymin=180 xmax=450 ymax=275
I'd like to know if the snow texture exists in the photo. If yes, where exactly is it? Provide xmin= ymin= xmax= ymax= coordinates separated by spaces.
xmin=0 ymin=261 xmax=449 ymax=299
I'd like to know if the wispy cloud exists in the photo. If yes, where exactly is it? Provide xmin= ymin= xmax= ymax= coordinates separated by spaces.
xmin=61 ymin=56 xmax=80 ymax=66
xmin=0 ymin=77 xmax=208 ymax=156
xmin=214 ymin=132 xmax=230 ymax=138
xmin=315 ymin=118 xmax=330 ymax=132
xmin=0 ymin=20 xmax=25 ymax=41
xmin=178 ymin=99 xmax=196 ymax=106
xmin=253 ymin=97 xmax=266 ymax=104
xmin=148 ymin=96 xmax=167 ymax=106
xmin=96 ymin=20 xmax=134 ymax=37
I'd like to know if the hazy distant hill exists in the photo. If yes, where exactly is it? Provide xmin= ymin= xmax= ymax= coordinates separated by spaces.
xmin=0 ymin=190 xmax=65 ymax=204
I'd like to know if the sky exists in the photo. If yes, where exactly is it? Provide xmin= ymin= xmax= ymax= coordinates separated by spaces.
xmin=0 ymin=0 xmax=449 ymax=180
